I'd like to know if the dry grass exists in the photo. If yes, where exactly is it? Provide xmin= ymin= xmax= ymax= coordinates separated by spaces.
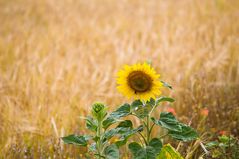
xmin=0 ymin=0 xmax=238 ymax=158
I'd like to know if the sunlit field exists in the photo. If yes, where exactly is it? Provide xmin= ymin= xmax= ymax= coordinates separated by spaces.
xmin=0 ymin=0 xmax=239 ymax=158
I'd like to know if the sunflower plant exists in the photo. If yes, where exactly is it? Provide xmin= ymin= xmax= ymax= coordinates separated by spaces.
xmin=61 ymin=102 xmax=139 ymax=159
xmin=115 ymin=63 xmax=199 ymax=158
xmin=61 ymin=63 xmax=199 ymax=159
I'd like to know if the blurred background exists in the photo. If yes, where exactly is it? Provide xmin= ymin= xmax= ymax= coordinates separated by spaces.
xmin=0 ymin=0 xmax=238 ymax=158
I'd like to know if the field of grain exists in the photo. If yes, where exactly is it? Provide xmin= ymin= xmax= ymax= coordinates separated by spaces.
xmin=0 ymin=0 xmax=238 ymax=158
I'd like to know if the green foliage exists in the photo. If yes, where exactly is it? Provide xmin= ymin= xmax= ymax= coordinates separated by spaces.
xmin=126 ymin=93 xmax=197 ymax=158
xmin=62 ymin=103 xmax=125 ymax=159
xmin=205 ymin=141 xmax=219 ymax=149
xmin=102 ymin=117 xmax=116 ymax=130
xmin=128 ymin=142 xmax=143 ymax=158
xmin=117 ymin=120 xmax=133 ymax=128
xmin=156 ymin=97 xmax=175 ymax=105
xmin=218 ymin=135 xmax=230 ymax=143
xmin=110 ymin=103 xmax=131 ymax=118
xmin=115 ymin=125 xmax=144 ymax=147
xmin=151 ymin=112 xmax=182 ymax=132
xmin=129 ymin=142 xmax=159 ymax=159
xmin=85 ymin=116 xmax=98 ymax=132
xmin=152 ymin=112 xmax=198 ymax=141
xmin=149 ymin=138 xmax=163 ymax=154
xmin=104 ymin=144 xmax=119 ymax=159
xmin=206 ymin=135 xmax=239 ymax=159
xmin=61 ymin=134 xmax=89 ymax=146
xmin=146 ymin=98 xmax=156 ymax=106
xmin=168 ymin=124 xmax=198 ymax=141
xmin=62 ymin=82 xmax=198 ymax=158
xmin=161 ymin=81 xmax=173 ymax=89
xmin=103 ymin=103 xmax=131 ymax=129
xmin=131 ymin=100 xmax=144 ymax=110
xmin=128 ymin=138 xmax=162 ymax=159
xmin=157 ymin=144 xmax=183 ymax=159
xmin=134 ymin=104 xmax=153 ymax=119
xmin=103 ymin=127 xmax=129 ymax=141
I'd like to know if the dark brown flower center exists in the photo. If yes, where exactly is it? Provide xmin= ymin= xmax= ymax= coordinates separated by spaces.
xmin=127 ymin=71 xmax=152 ymax=93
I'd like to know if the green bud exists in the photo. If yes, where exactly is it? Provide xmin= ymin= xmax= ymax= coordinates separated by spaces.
xmin=219 ymin=135 xmax=229 ymax=143
xmin=91 ymin=102 xmax=107 ymax=121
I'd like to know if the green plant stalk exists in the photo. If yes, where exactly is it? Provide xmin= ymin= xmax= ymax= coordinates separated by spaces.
xmin=145 ymin=102 xmax=158 ymax=146
xmin=144 ymin=115 xmax=154 ymax=146
xmin=138 ymin=132 xmax=147 ymax=144
xmin=145 ymin=103 xmax=157 ymax=145
xmin=149 ymin=123 xmax=155 ymax=135
xmin=96 ymin=120 xmax=103 ymax=159
xmin=145 ymin=103 xmax=169 ymax=146
xmin=146 ymin=115 xmax=150 ymax=145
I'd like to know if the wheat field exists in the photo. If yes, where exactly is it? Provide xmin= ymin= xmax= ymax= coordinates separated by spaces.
xmin=0 ymin=0 xmax=239 ymax=158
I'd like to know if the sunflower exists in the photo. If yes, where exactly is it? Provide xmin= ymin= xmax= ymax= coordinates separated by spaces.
xmin=116 ymin=63 xmax=162 ymax=101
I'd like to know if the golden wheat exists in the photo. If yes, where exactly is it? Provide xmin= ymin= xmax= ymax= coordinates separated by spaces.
xmin=0 ymin=0 xmax=238 ymax=158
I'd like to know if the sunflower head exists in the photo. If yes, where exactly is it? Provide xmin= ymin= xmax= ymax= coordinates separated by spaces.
xmin=116 ymin=63 xmax=162 ymax=101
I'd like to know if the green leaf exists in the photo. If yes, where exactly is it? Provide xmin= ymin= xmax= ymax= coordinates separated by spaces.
xmin=149 ymin=138 xmax=163 ymax=154
xmin=134 ymin=104 xmax=153 ymax=119
xmin=205 ymin=141 xmax=219 ymax=149
xmin=102 ymin=104 xmax=131 ymax=130
xmin=128 ymin=142 xmax=159 ymax=159
xmin=103 ymin=129 xmax=120 ymax=141
xmin=152 ymin=112 xmax=198 ymax=142
xmin=157 ymin=144 xmax=183 ymax=159
xmin=168 ymin=124 xmax=198 ymax=141
xmin=145 ymin=146 xmax=158 ymax=159
xmin=120 ymin=125 xmax=143 ymax=137
xmin=85 ymin=116 xmax=98 ymax=132
xmin=128 ymin=142 xmax=143 ymax=158
xmin=161 ymin=81 xmax=173 ymax=89
xmin=218 ymin=135 xmax=229 ymax=143
xmin=61 ymin=134 xmax=88 ymax=146
xmin=115 ymin=125 xmax=143 ymax=147
xmin=110 ymin=103 xmax=131 ymax=118
xmin=104 ymin=144 xmax=120 ymax=159
xmin=131 ymin=100 xmax=144 ymax=109
xmin=146 ymin=98 xmax=156 ymax=106
xmin=103 ymin=127 xmax=130 ymax=141
xmin=117 ymin=120 xmax=133 ymax=129
xmin=156 ymin=97 xmax=175 ymax=105
xmin=103 ymin=117 xmax=116 ymax=129
xmin=151 ymin=112 xmax=182 ymax=132
xmin=131 ymin=99 xmax=155 ymax=119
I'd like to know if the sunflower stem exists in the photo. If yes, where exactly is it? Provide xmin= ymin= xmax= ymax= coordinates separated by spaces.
xmin=138 ymin=132 xmax=147 ymax=145
xmin=149 ymin=123 xmax=155 ymax=135
xmin=146 ymin=115 xmax=150 ymax=145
